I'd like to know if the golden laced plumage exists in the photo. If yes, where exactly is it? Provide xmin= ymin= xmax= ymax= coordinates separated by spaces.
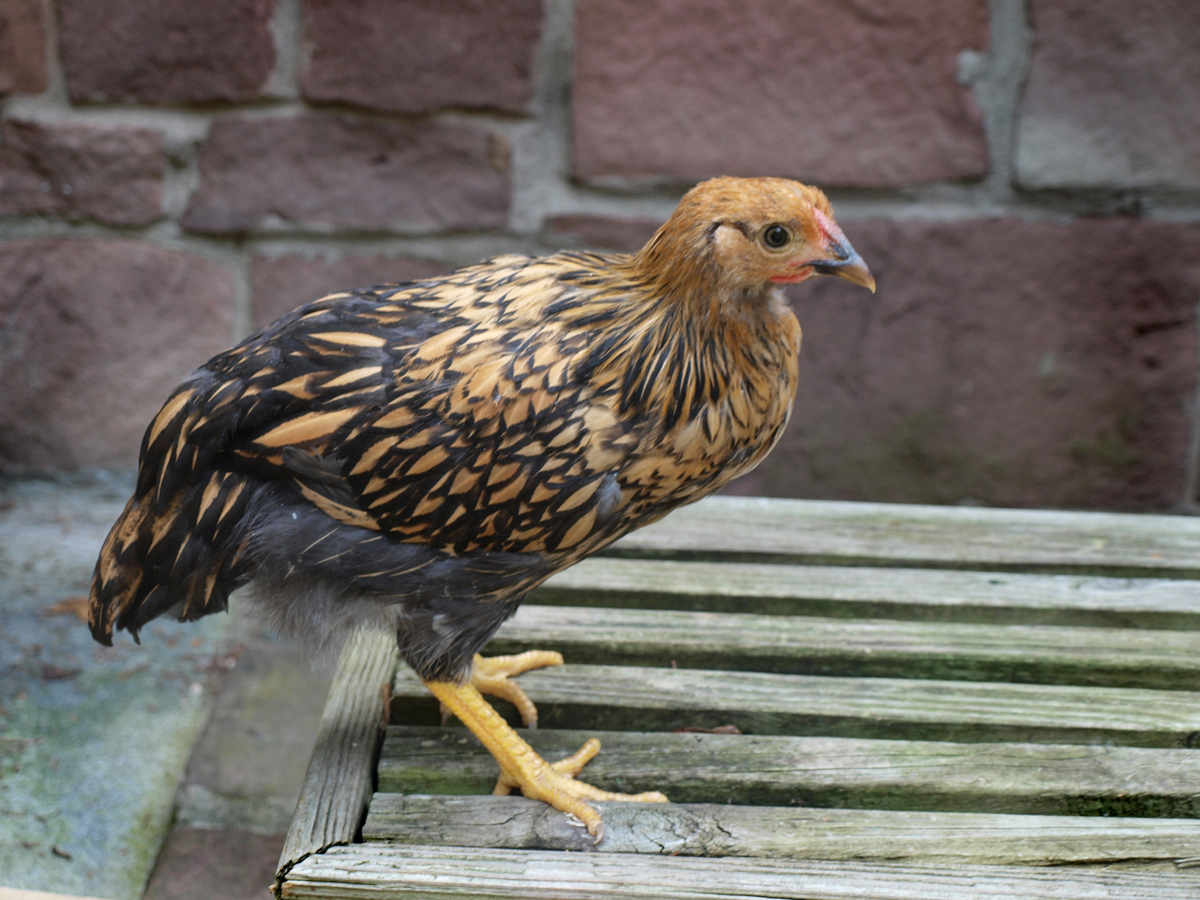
xmin=89 ymin=176 xmax=874 ymax=838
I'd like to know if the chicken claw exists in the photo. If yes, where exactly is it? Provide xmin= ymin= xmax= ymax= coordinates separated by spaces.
xmin=469 ymin=650 xmax=563 ymax=729
xmin=425 ymin=678 xmax=667 ymax=842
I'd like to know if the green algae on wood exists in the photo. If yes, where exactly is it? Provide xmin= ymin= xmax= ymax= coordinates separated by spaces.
xmin=391 ymin=663 xmax=1200 ymax=747
xmin=377 ymin=726 xmax=1200 ymax=818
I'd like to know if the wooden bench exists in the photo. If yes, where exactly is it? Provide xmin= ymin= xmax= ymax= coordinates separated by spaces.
xmin=274 ymin=496 xmax=1200 ymax=899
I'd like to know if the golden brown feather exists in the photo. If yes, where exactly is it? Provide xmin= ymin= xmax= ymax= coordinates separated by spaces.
xmin=88 ymin=176 xmax=874 ymax=838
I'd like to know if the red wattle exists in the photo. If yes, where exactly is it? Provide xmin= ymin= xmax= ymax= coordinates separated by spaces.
xmin=769 ymin=270 xmax=813 ymax=284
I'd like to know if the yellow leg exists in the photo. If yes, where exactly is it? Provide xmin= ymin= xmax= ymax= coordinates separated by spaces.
xmin=425 ymin=678 xmax=667 ymax=841
xmin=470 ymin=650 xmax=563 ymax=728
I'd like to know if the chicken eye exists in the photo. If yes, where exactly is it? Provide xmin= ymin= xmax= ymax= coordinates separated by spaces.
xmin=763 ymin=224 xmax=790 ymax=249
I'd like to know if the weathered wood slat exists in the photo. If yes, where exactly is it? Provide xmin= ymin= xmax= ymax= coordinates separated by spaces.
xmin=278 ymin=498 xmax=1200 ymax=897
xmin=377 ymin=727 xmax=1200 ymax=818
xmin=363 ymin=793 xmax=1200 ymax=865
xmin=610 ymin=496 xmax=1200 ymax=577
xmin=533 ymin=559 xmax=1200 ymax=629
xmin=391 ymin=663 xmax=1200 ymax=747
xmin=484 ymin=604 xmax=1200 ymax=689
xmin=277 ymin=631 xmax=399 ymax=884
xmin=280 ymin=844 xmax=1200 ymax=899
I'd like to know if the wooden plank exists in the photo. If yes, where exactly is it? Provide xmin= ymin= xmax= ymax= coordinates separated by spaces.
xmin=532 ymin=559 xmax=1200 ymax=629
xmin=277 ymin=630 xmax=399 ymax=885
xmin=609 ymin=496 xmax=1200 ymax=577
xmin=279 ymin=844 xmax=1200 ymax=899
xmin=484 ymin=604 xmax=1200 ymax=689
xmin=362 ymin=793 xmax=1200 ymax=865
xmin=391 ymin=663 xmax=1200 ymax=747
xmin=377 ymin=727 xmax=1200 ymax=818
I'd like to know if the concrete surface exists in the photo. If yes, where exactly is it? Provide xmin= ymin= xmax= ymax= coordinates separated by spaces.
xmin=144 ymin=619 xmax=330 ymax=900
xmin=0 ymin=477 xmax=331 ymax=899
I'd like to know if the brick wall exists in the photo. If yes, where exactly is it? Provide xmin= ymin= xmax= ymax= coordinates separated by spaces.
xmin=1 ymin=0 xmax=1198 ymax=512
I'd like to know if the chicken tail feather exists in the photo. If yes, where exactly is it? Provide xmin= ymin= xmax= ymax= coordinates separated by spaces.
xmin=88 ymin=469 xmax=256 ymax=645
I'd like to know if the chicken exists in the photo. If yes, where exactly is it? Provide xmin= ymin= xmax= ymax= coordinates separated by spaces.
xmin=88 ymin=176 xmax=875 ymax=839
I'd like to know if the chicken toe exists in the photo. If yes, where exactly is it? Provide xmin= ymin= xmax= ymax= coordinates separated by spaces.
xmin=469 ymin=650 xmax=563 ymax=729
xmin=425 ymin=678 xmax=667 ymax=842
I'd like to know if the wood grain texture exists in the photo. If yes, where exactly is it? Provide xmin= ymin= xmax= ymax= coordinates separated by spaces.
xmin=377 ymin=727 xmax=1200 ymax=817
xmin=484 ymin=603 xmax=1200 ymax=688
xmin=278 ymin=497 xmax=1200 ymax=897
xmin=391 ymin=663 xmax=1200 ymax=747
xmin=533 ymin=558 xmax=1200 ymax=628
xmin=363 ymin=793 xmax=1200 ymax=864
xmin=279 ymin=844 xmax=1200 ymax=899
xmin=277 ymin=630 xmax=399 ymax=883
xmin=610 ymin=496 xmax=1200 ymax=577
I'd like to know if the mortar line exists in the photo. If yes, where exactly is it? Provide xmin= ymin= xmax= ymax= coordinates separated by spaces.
xmin=231 ymin=243 xmax=255 ymax=342
xmin=978 ymin=0 xmax=1033 ymax=200
xmin=264 ymin=0 xmax=304 ymax=100
xmin=38 ymin=0 xmax=68 ymax=107
xmin=502 ymin=0 xmax=577 ymax=233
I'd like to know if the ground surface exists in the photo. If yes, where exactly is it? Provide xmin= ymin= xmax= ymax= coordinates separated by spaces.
xmin=0 ymin=477 xmax=330 ymax=900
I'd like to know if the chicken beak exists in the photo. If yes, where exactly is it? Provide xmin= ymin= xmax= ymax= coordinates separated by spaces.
xmin=810 ymin=237 xmax=876 ymax=293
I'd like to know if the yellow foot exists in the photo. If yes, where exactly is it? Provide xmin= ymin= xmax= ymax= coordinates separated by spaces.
xmin=443 ymin=650 xmax=563 ymax=729
xmin=425 ymin=679 xmax=667 ymax=842
xmin=493 ymin=733 xmax=667 ymax=840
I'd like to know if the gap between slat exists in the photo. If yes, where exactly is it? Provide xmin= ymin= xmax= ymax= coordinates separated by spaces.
xmin=486 ymin=604 xmax=1200 ymax=690
xmin=391 ymin=663 xmax=1200 ymax=748
xmin=533 ymin=559 xmax=1200 ymax=630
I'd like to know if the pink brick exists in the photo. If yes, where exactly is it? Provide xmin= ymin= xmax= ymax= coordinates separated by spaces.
xmin=182 ymin=115 xmax=510 ymax=234
xmin=734 ymin=217 xmax=1200 ymax=511
xmin=252 ymin=254 xmax=451 ymax=329
xmin=59 ymin=0 xmax=274 ymax=103
xmin=0 ymin=121 xmax=163 ymax=225
xmin=573 ymin=0 xmax=989 ymax=187
xmin=543 ymin=215 xmax=662 ymax=253
xmin=1017 ymin=0 xmax=1200 ymax=189
xmin=303 ymin=0 xmax=541 ymax=113
xmin=0 ymin=0 xmax=47 ymax=95
xmin=0 ymin=240 xmax=234 ymax=470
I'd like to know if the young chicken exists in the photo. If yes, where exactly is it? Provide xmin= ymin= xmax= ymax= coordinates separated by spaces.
xmin=88 ymin=176 xmax=874 ymax=839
